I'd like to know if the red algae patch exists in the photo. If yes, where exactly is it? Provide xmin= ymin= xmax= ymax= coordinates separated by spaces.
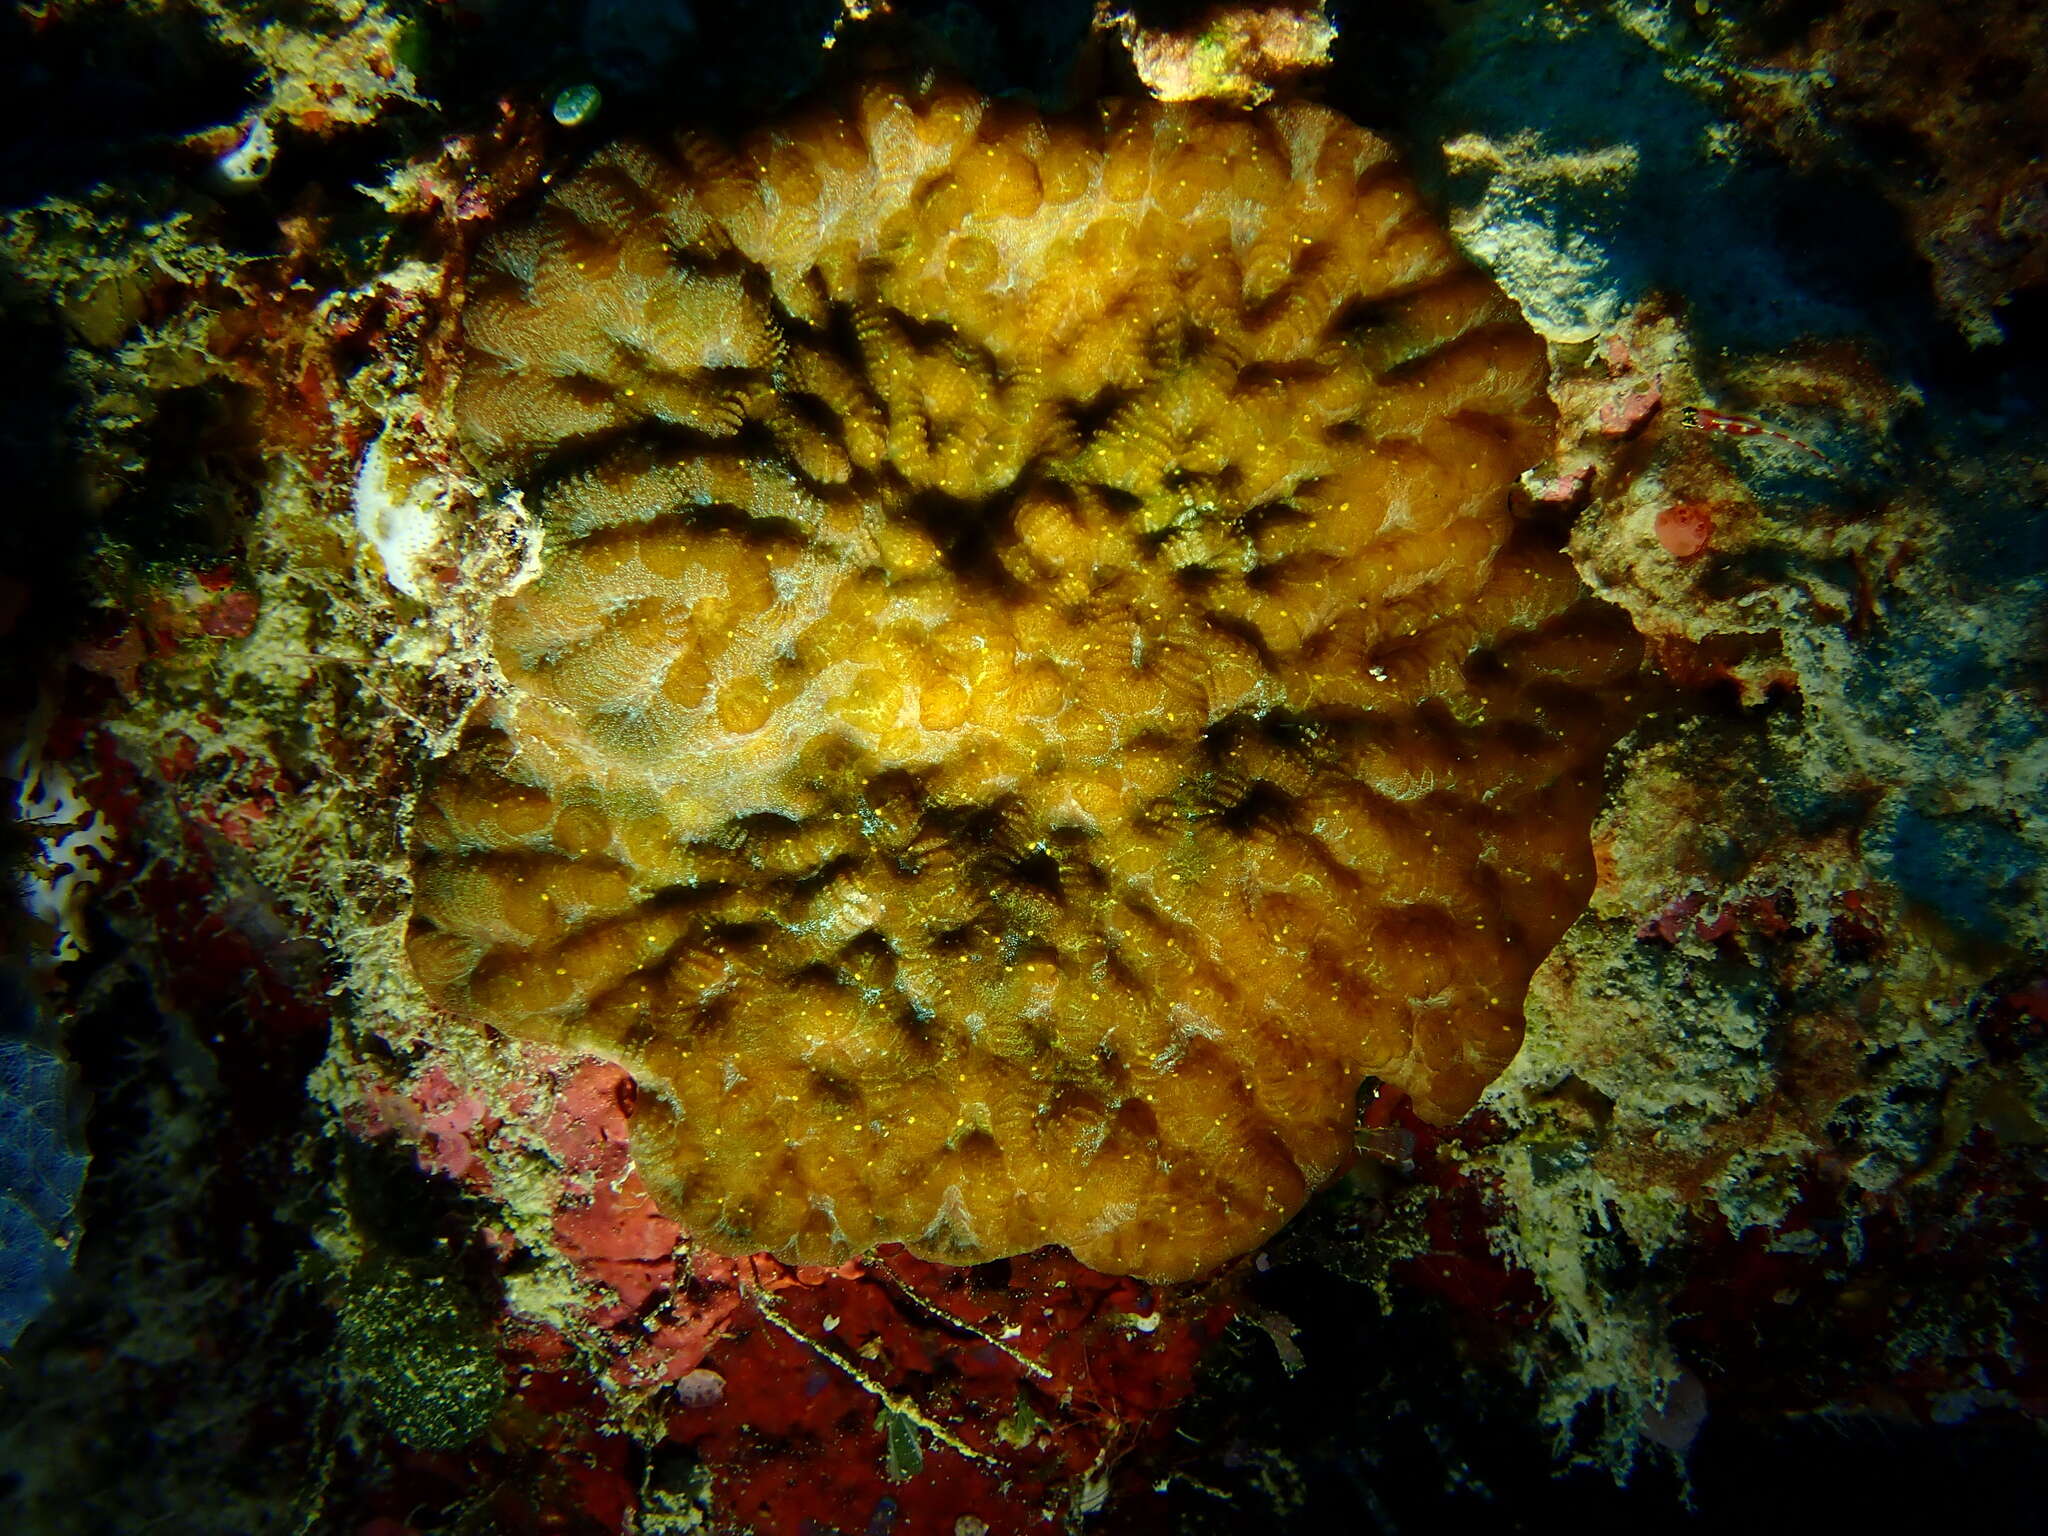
xmin=1655 ymin=502 xmax=1715 ymax=559
xmin=408 ymin=79 xmax=1640 ymax=1280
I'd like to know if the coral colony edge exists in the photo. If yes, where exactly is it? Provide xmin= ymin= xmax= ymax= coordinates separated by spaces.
xmin=1 ymin=5 xmax=2045 ymax=1536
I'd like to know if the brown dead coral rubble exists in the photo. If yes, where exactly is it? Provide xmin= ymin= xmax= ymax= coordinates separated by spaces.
xmin=407 ymin=80 xmax=1640 ymax=1281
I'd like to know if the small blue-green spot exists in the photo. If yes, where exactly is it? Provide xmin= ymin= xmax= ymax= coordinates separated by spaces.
xmin=553 ymin=84 xmax=603 ymax=128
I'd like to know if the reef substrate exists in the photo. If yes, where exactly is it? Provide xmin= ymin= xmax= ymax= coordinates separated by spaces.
xmin=1 ymin=3 xmax=2044 ymax=1534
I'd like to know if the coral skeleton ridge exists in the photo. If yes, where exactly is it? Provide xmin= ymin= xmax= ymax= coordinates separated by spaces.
xmin=409 ymin=81 xmax=1638 ymax=1280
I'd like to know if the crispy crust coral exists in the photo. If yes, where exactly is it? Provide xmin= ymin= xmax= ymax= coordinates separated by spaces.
xmin=409 ymin=79 xmax=1639 ymax=1281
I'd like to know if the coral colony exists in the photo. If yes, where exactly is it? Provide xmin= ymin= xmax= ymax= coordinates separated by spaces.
xmin=415 ymin=84 xmax=1638 ymax=1280
xmin=1 ymin=4 xmax=2044 ymax=1534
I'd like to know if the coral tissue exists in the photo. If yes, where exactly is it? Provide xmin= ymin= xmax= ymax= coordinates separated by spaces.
xmin=409 ymin=81 xmax=1638 ymax=1280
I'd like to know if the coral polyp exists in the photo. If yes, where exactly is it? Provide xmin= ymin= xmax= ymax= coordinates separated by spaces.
xmin=406 ymin=80 xmax=1640 ymax=1281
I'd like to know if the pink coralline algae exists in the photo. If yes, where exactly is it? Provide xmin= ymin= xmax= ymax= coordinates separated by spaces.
xmin=342 ymin=1035 xmax=1229 ymax=1531
xmin=357 ymin=1065 xmax=495 ymax=1185
xmin=1597 ymin=381 xmax=1663 ymax=438
xmin=1654 ymin=503 xmax=1715 ymax=560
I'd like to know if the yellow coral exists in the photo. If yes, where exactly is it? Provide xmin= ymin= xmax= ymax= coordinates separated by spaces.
xmin=411 ymin=81 xmax=1639 ymax=1281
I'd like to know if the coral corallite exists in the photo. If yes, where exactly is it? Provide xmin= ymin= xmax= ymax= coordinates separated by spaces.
xmin=407 ymin=81 xmax=1641 ymax=1281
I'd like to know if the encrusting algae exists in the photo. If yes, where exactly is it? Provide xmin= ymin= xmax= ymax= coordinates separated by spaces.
xmin=406 ymin=79 xmax=1641 ymax=1281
